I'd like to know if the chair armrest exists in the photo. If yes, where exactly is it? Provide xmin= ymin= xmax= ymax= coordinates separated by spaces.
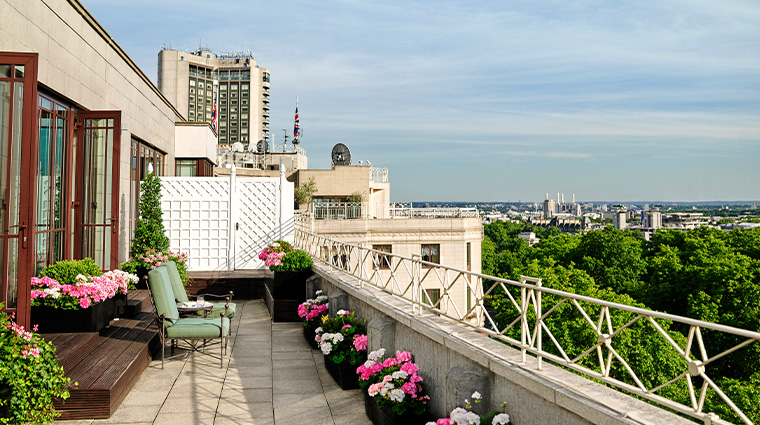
xmin=191 ymin=291 xmax=234 ymax=301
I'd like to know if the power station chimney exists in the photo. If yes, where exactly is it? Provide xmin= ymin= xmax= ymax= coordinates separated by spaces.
xmin=573 ymin=193 xmax=576 ymax=204
xmin=561 ymin=193 xmax=565 ymax=204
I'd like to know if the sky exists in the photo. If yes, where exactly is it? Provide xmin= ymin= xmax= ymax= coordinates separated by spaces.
xmin=81 ymin=0 xmax=760 ymax=203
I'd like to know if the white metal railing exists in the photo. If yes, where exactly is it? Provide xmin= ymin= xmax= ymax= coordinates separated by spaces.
xmin=293 ymin=217 xmax=759 ymax=425
xmin=371 ymin=167 xmax=388 ymax=183
xmin=312 ymin=201 xmax=365 ymax=220
xmin=390 ymin=207 xmax=479 ymax=219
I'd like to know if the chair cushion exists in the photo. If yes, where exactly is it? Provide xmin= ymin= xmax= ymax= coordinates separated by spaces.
xmin=148 ymin=267 xmax=179 ymax=325
xmin=166 ymin=317 xmax=230 ymax=339
xmin=162 ymin=261 xmax=189 ymax=303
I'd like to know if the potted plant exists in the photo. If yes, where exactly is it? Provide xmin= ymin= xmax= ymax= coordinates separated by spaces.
xmin=0 ymin=305 xmax=71 ymax=424
xmin=120 ymin=249 xmax=190 ymax=290
xmin=30 ymin=259 xmax=137 ymax=333
xmin=427 ymin=392 xmax=512 ymax=425
xmin=357 ymin=348 xmax=431 ymax=425
xmin=298 ymin=290 xmax=328 ymax=348
xmin=123 ymin=171 xmax=171 ymax=289
xmin=260 ymin=240 xmax=314 ymax=321
xmin=315 ymin=310 xmax=367 ymax=389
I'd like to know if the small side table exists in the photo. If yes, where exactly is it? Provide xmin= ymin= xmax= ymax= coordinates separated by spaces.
xmin=177 ymin=303 xmax=213 ymax=318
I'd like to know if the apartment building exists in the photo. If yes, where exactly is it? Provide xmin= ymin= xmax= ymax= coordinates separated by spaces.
xmin=158 ymin=48 xmax=271 ymax=148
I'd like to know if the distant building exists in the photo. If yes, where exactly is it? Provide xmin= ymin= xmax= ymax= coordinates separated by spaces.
xmin=613 ymin=211 xmax=627 ymax=229
xmin=158 ymin=48 xmax=271 ymax=149
xmin=752 ymin=202 xmax=758 ymax=210
xmin=643 ymin=211 xmax=662 ymax=229
xmin=664 ymin=213 xmax=709 ymax=229
xmin=518 ymin=232 xmax=540 ymax=246
xmin=543 ymin=197 xmax=556 ymax=218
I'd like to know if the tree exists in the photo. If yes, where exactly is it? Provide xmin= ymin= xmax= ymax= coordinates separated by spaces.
xmin=129 ymin=172 xmax=169 ymax=257
xmin=294 ymin=177 xmax=318 ymax=211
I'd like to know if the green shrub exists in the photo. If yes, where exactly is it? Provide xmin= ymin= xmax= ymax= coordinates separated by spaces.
xmin=39 ymin=258 xmax=102 ymax=285
xmin=130 ymin=172 xmax=169 ymax=257
xmin=271 ymin=249 xmax=313 ymax=272
xmin=0 ymin=304 xmax=72 ymax=424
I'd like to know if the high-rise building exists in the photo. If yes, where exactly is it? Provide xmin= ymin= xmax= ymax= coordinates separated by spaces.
xmin=613 ymin=210 xmax=627 ymax=229
xmin=643 ymin=211 xmax=662 ymax=229
xmin=158 ymin=48 xmax=271 ymax=148
xmin=543 ymin=197 xmax=556 ymax=218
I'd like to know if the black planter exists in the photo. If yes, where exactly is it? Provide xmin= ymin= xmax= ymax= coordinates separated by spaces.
xmin=113 ymin=292 xmax=127 ymax=318
xmin=264 ymin=269 xmax=313 ymax=322
xmin=31 ymin=295 xmax=120 ymax=333
xmin=324 ymin=356 xmax=360 ymax=390
xmin=363 ymin=391 xmax=430 ymax=425
xmin=303 ymin=324 xmax=319 ymax=349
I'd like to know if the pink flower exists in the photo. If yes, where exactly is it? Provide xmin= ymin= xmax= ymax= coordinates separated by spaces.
xmin=401 ymin=362 xmax=419 ymax=375
xmin=437 ymin=419 xmax=454 ymax=425
xmin=402 ymin=382 xmax=418 ymax=396
xmin=79 ymin=297 xmax=91 ymax=309
xmin=353 ymin=334 xmax=368 ymax=351
xmin=396 ymin=351 xmax=412 ymax=362
xmin=410 ymin=374 xmax=423 ymax=383
xmin=342 ymin=324 xmax=353 ymax=329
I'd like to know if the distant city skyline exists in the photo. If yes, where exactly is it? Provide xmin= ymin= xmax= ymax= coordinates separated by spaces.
xmin=81 ymin=0 xmax=760 ymax=202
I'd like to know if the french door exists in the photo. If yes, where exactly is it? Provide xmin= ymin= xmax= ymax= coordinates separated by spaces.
xmin=0 ymin=53 xmax=38 ymax=329
xmin=75 ymin=111 xmax=121 ymax=270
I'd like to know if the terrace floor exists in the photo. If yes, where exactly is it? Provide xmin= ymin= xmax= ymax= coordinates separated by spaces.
xmin=55 ymin=299 xmax=372 ymax=425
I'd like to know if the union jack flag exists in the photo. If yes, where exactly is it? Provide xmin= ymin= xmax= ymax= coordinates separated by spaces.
xmin=294 ymin=102 xmax=300 ymax=139
xmin=211 ymin=95 xmax=217 ymax=132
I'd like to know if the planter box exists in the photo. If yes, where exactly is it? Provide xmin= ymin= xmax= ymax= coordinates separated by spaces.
xmin=303 ymin=324 xmax=319 ymax=349
xmin=264 ymin=270 xmax=313 ymax=322
xmin=324 ymin=356 xmax=360 ymax=390
xmin=363 ymin=391 xmax=431 ymax=425
xmin=31 ymin=295 xmax=123 ymax=333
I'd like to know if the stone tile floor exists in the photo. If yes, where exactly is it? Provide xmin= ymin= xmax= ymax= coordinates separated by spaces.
xmin=56 ymin=300 xmax=373 ymax=425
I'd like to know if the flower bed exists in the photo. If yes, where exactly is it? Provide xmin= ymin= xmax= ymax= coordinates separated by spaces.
xmin=316 ymin=310 xmax=367 ymax=389
xmin=357 ymin=348 xmax=431 ymax=424
xmin=120 ymin=249 xmax=189 ymax=290
xmin=261 ymin=241 xmax=314 ymax=321
xmin=298 ymin=291 xmax=328 ymax=349
xmin=30 ymin=262 xmax=137 ymax=333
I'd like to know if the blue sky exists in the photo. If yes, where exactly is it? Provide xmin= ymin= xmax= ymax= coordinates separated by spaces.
xmin=82 ymin=0 xmax=760 ymax=203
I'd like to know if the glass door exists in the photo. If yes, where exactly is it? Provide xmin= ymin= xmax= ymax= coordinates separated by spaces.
xmin=75 ymin=111 xmax=121 ymax=270
xmin=0 ymin=53 xmax=38 ymax=329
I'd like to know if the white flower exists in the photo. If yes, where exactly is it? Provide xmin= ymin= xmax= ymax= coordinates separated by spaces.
xmin=363 ymin=360 xmax=376 ymax=368
xmin=315 ymin=327 xmax=322 ymax=334
xmin=315 ymin=290 xmax=323 ymax=295
xmin=332 ymin=333 xmax=344 ymax=343
xmin=336 ymin=309 xmax=348 ymax=315
xmin=472 ymin=391 xmax=482 ymax=400
xmin=368 ymin=348 xmax=386 ymax=361
xmin=426 ymin=423 xmax=437 ymax=425
xmin=450 ymin=408 xmax=481 ymax=425
xmin=492 ymin=413 xmax=510 ymax=425
xmin=320 ymin=342 xmax=333 ymax=355
xmin=391 ymin=370 xmax=408 ymax=380
xmin=389 ymin=388 xmax=406 ymax=402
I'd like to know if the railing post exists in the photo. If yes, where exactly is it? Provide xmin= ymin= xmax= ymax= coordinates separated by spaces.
xmin=227 ymin=165 xmax=236 ymax=271
xmin=536 ymin=278 xmax=543 ymax=371
xmin=520 ymin=277 xmax=527 ymax=364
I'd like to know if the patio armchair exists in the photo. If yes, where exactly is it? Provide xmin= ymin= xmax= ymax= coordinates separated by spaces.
xmin=161 ymin=261 xmax=236 ymax=319
xmin=148 ymin=266 xmax=230 ymax=368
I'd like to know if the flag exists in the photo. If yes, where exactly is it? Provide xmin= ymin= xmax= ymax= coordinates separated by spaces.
xmin=211 ymin=95 xmax=217 ymax=132
xmin=293 ymin=99 xmax=300 ymax=139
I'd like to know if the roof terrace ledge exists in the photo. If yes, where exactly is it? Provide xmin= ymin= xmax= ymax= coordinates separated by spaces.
xmin=311 ymin=262 xmax=696 ymax=425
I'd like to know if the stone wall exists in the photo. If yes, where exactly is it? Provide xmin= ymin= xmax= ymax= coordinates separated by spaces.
xmin=309 ymin=263 xmax=695 ymax=425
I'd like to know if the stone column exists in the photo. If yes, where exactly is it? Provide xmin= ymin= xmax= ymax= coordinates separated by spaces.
xmin=446 ymin=366 xmax=490 ymax=415
xmin=367 ymin=316 xmax=396 ymax=354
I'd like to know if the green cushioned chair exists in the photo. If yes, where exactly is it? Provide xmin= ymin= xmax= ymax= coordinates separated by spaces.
xmin=148 ymin=267 xmax=229 ymax=368
xmin=161 ymin=261 xmax=236 ymax=319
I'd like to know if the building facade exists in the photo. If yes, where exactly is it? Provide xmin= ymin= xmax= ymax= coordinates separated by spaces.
xmin=0 ymin=0 xmax=216 ymax=327
xmin=158 ymin=48 xmax=270 ymax=148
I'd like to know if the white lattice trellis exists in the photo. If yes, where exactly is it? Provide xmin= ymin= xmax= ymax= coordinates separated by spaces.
xmin=159 ymin=172 xmax=294 ymax=271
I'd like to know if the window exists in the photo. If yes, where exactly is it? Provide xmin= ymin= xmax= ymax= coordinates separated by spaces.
xmin=422 ymin=288 xmax=441 ymax=308
xmin=190 ymin=80 xmax=196 ymax=87
xmin=373 ymin=245 xmax=392 ymax=269
xmin=176 ymin=159 xmax=197 ymax=176
xmin=231 ymin=100 xmax=238 ymax=105
xmin=466 ymin=242 xmax=471 ymax=268
xmin=242 ymin=84 xmax=249 ymax=90
xmin=421 ymin=244 xmax=440 ymax=266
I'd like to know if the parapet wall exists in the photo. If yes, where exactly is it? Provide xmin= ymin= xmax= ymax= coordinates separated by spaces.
xmin=311 ymin=263 xmax=695 ymax=425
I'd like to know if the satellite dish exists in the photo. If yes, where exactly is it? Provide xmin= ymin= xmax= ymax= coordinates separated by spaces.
xmin=331 ymin=143 xmax=351 ymax=167
xmin=231 ymin=142 xmax=244 ymax=152
xmin=256 ymin=140 xmax=268 ymax=153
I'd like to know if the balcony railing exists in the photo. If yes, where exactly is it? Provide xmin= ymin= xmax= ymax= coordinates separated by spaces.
xmin=293 ymin=215 xmax=760 ymax=425
xmin=312 ymin=202 xmax=365 ymax=220
xmin=389 ymin=207 xmax=479 ymax=218
xmin=371 ymin=167 xmax=388 ymax=183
